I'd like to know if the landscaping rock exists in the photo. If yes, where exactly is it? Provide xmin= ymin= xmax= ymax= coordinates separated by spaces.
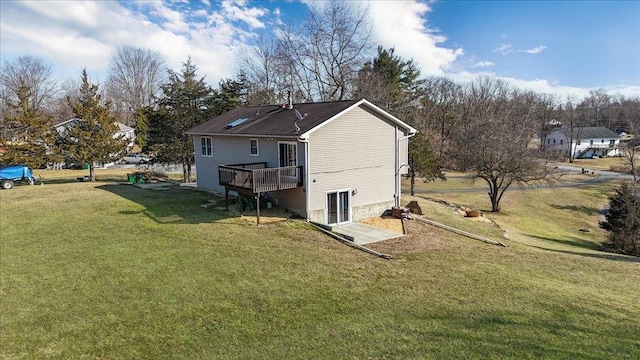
xmin=406 ymin=200 xmax=423 ymax=215
xmin=465 ymin=209 xmax=481 ymax=217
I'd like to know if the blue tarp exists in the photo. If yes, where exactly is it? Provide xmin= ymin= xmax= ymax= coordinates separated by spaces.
xmin=0 ymin=165 xmax=36 ymax=182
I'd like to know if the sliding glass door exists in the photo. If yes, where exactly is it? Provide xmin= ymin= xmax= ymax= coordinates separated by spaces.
xmin=279 ymin=142 xmax=297 ymax=167
xmin=327 ymin=190 xmax=350 ymax=225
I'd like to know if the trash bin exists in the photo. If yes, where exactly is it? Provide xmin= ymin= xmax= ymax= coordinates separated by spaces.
xmin=127 ymin=174 xmax=136 ymax=183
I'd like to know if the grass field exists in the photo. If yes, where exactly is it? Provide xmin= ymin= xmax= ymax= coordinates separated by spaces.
xmin=1 ymin=169 xmax=639 ymax=359
xmin=569 ymin=157 xmax=626 ymax=171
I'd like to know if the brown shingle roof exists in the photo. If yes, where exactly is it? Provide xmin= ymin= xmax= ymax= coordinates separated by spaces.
xmin=186 ymin=100 xmax=361 ymax=137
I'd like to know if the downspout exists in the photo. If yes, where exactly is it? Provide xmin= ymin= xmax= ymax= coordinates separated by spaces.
xmin=299 ymin=135 xmax=310 ymax=221
xmin=396 ymin=128 xmax=417 ymax=207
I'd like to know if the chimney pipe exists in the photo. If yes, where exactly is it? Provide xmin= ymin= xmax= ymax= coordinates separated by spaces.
xmin=287 ymin=91 xmax=293 ymax=109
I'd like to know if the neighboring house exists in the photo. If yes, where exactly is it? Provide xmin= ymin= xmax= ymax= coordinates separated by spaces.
xmin=53 ymin=118 xmax=135 ymax=168
xmin=545 ymin=126 xmax=620 ymax=159
xmin=186 ymin=99 xmax=416 ymax=225
xmin=55 ymin=118 xmax=136 ymax=149
xmin=115 ymin=122 xmax=136 ymax=151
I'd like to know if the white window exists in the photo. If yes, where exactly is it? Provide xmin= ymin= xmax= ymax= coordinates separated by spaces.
xmin=250 ymin=138 xmax=259 ymax=156
xmin=201 ymin=137 xmax=212 ymax=157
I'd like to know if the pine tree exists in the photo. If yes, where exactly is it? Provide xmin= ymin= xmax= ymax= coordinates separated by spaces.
xmin=1 ymin=85 xmax=58 ymax=169
xmin=58 ymin=69 xmax=126 ymax=181
xmin=600 ymin=182 xmax=640 ymax=256
xmin=408 ymin=131 xmax=445 ymax=196
xmin=147 ymin=59 xmax=215 ymax=183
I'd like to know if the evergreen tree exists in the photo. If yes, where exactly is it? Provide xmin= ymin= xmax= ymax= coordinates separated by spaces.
xmin=58 ymin=69 xmax=126 ymax=181
xmin=147 ymin=59 xmax=215 ymax=182
xmin=600 ymin=182 xmax=640 ymax=256
xmin=214 ymin=73 xmax=247 ymax=114
xmin=408 ymin=131 xmax=445 ymax=196
xmin=354 ymin=46 xmax=421 ymax=118
xmin=1 ymin=85 xmax=59 ymax=169
xmin=134 ymin=107 xmax=149 ymax=149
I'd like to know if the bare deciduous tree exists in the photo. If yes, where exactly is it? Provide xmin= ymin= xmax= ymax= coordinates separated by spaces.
xmin=0 ymin=55 xmax=58 ymax=115
xmin=578 ymin=88 xmax=611 ymax=127
xmin=106 ymin=46 xmax=166 ymax=125
xmin=621 ymin=138 xmax=640 ymax=184
xmin=452 ymin=79 xmax=553 ymax=212
xmin=616 ymin=95 xmax=640 ymax=135
xmin=420 ymin=76 xmax=462 ymax=159
xmin=277 ymin=0 xmax=371 ymax=101
xmin=238 ymin=36 xmax=290 ymax=105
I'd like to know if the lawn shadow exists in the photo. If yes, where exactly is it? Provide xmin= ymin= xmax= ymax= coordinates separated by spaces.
xmin=549 ymin=204 xmax=602 ymax=216
xmin=37 ymin=174 xmax=131 ymax=185
xmin=97 ymin=184 xmax=295 ymax=226
xmin=527 ymin=244 xmax=640 ymax=263
xmin=527 ymin=234 xmax=602 ymax=251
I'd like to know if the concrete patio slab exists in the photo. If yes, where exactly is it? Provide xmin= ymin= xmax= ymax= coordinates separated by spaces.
xmin=330 ymin=222 xmax=404 ymax=245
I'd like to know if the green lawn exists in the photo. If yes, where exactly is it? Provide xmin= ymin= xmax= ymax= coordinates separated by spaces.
xmin=1 ymin=170 xmax=639 ymax=359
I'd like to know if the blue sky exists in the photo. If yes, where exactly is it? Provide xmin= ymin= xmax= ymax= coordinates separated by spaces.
xmin=1 ymin=0 xmax=638 ymax=98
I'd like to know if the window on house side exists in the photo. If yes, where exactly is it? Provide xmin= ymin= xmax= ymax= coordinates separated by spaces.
xmin=547 ymin=139 xmax=551 ymax=144
xmin=560 ymin=139 xmax=563 ymax=145
xmin=201 ymin=137 xmax=212 ymax=157
xmin=250 ymin=138 xmax=258 ymax=156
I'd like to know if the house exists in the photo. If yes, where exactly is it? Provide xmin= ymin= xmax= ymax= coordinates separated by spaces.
xmin=545 ymin=126 xmax=620 ymax=159
xmin=55 ymin=118 xmax=136 ymax=150
xmin=186 ymin=99 xmax=416 ymax=225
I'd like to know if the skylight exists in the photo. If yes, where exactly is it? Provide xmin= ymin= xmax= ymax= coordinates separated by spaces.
xmin=225 ymin=117 xmax=248 ymax=128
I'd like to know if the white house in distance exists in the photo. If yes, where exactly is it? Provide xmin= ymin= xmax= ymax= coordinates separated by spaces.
xmin=53 ymin=119 xmax=136 ymax=168
xmin=54 ymin=118 xmax=136 ymax=150
xmin=545 ymin=126 xmax=620 ymax=159
xmin=186 ymin=99 xmax=416 ymax=226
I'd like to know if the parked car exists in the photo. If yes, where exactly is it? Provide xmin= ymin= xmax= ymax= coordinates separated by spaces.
xmin=0 ymin=165 xmax=36 ymax=189
xmin=123 ymin=153 xmax=152 ymax=164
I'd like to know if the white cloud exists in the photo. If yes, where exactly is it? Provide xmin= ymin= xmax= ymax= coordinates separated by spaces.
xmin=366 ymin=1 xmax=463 ymax=75
xmin=0 ymin=0 xmax=273 ymax=84
xmin=472 ymin=61 xmax=495 ymax=68
xmin=221 ymin=0 xmax=267 ymax=29
xmin=494 ymin=42 xmax=546 ymax=55
xmin=492 ymin=43 xmax=513 ymax=55
xmin=519 ymin=45 xmax=547 ymax=54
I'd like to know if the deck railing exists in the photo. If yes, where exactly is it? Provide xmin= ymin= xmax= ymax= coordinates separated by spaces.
xmin=219 ymin=164 xmax=303 ymax=193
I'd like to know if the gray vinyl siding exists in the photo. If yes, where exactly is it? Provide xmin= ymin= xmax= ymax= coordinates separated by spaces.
xmin=307 ymin=104 xmax=406 ymax=223
xmin=193 ymin=135 xmax=306 ymax=193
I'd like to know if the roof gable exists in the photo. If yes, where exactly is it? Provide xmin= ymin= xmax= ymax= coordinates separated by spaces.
xmin=186 ymin=99 xmax=416 ymax=138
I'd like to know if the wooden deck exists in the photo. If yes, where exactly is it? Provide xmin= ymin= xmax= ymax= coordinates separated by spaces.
xmin=219 ymin=162 xmax=303 ymax=193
